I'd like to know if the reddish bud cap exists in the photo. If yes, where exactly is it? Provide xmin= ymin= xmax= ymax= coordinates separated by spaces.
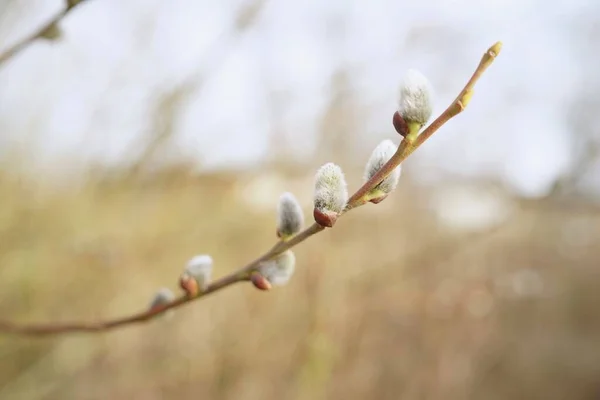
xmin=313 ymin=208 xmax=338 ymax=228
xmin=393 ymin=111 xmax=408 ymax=137
xmin=251 ymin=273 xmax=272 ymax=291
xmin=179 ymin=273 xmax=200 ymax=297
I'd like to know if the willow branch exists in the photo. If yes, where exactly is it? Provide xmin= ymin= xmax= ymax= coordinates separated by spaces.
xmin=0 ymin=41 xmax=502 ymax=336
xmin=0 ymin=223 xmax=325 ymax=335
xmin=0 ymin=1 xmax=84 ymax=68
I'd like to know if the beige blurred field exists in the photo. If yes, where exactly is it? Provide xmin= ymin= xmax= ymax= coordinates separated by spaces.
xmin=0 ymin=164 xmax=599 ymax=400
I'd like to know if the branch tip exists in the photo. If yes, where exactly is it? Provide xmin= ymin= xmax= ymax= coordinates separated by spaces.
xmin=488 ymin=41 xmax=503 ymax=58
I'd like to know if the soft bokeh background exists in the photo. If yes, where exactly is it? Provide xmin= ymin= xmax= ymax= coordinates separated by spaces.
xmin=1 ymin=0 xmax=600 ymax=399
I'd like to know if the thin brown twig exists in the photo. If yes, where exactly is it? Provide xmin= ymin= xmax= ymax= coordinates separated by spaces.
xmin=0 ymin=1 xmax=84 ymax=68
xmin=0 ymin=41 xmax=502 ymax=336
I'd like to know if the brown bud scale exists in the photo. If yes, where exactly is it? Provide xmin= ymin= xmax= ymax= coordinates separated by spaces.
xmin=369 ymin=194 xmax=388 ymax=204
xmin=179 ymin=273 xmax=200 ymax=297
xmin=251 ymin=273 xmax=272 ymax=291
xmin=313 ymin=208 xmax=337 ymax=227
xmin=393 ymin=111 xmax=408 ymax=137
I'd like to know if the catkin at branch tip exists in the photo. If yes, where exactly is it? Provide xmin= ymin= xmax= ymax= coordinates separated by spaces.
xmin=398 ymin=69 xmax=434 ymax=127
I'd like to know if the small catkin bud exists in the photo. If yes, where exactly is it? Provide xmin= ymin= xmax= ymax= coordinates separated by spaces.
xmin=250 ymin=272 xmax=273 ymax=291
xmin=364 ymin=139 xmax=401 ymax=202
xmin=149 ymin=288 xmax=175 ymax=312
xmin=313 ymin=163 xmax=348 ymax=227
xmin=179 ymin=272 xmax=200 ymax=297
xmin=258 ymin=250 xmax=296 ymax=286
xmin=276 ymin=192 xmax=304 ymax=240
xmin=184 ymin=255 xmax=213 ymax=292
xmin=398 ymin=69 xmax=433 ymax=130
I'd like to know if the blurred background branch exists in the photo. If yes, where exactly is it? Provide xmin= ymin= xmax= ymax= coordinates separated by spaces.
xmin=128 ymin=0 xmax=269 ymax=177
xmin=0 ymin=0 xmax=85 ymax=67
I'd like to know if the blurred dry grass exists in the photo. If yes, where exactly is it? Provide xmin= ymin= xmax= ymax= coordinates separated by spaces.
xmin=3 ymin=1 xmax=600 ymax=398
xmin=0 ymin=165 xmax=599 ymax=400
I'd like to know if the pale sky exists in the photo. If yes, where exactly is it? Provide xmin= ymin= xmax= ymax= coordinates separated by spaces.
xmin=0 ymin=0 xmax=598 ymax=197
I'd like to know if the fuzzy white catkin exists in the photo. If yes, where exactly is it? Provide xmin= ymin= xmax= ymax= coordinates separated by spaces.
xmin=313 ymin=163 xmax=348 ymax=214
xmin=259 ymin=250 xmax=296 ymax=286
xmin=185 ymin=255 xmax=213 ymax=291
xmin=398 ymin=69 xmax=433 ymax=126
xmin=364 ymin=139 xmax=401 ymax=194
xmin=277 ymin=192 xmax=304 ymax=238
xmin=149 ymin=288 xmax=175 ymax=309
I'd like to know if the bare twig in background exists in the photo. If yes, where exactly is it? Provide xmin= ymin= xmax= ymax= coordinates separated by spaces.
xmin=549 ymin=94 xmax=600 ymax=200
xmin=0 ymin=41 xmax=502 ymax=336
xmin=0 ymin=0 xmax=85 ymax=67
xmin=128 ymin=0 xmax=269 ymax=174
